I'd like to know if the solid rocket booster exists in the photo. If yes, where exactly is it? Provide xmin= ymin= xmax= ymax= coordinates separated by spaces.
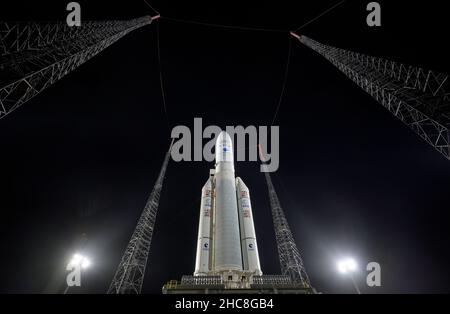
xmin=236 ymin=177 xmax=262 ymax=275
xmin=194 ymin=178 xmax=212 ymax=275
xmin=213 ymin=131 xmax=243 ymax=271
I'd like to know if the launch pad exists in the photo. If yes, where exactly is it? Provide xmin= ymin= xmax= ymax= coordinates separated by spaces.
xmin=162 ymin=275 xmax=314 ymax=294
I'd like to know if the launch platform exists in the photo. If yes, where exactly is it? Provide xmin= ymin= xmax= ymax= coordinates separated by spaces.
xmin=162 ymin=275 xmax=314 ymax=294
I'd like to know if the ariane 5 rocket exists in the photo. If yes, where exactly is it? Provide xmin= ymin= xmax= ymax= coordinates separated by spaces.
xmin=194 ymin=131 xmax=262 ymax=279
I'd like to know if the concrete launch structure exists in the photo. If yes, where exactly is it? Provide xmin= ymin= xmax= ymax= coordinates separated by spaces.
xmin=163 ymin=131 xmax=312 ymax=293
xmin=194 ymin=131 xmax=262 ymax=284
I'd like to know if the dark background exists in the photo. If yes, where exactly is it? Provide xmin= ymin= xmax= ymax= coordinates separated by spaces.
xmin=0 ymin=0 xmax=449 ymax=294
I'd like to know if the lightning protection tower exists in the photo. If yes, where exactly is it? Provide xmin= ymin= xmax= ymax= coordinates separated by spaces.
xmin=261 ymin=165 xmax=312 ymax=289
xmin=0 ymin=15 xmax=159 ymax=119
xmin=108 ymin=139 xmax=173 ymax=294
xmin=291 ymin=32 xmax=450 ymax=160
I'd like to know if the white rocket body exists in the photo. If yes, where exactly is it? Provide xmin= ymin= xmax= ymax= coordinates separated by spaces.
xmin=236 ymin=178 xmax=262 ymax=275
xmin=194 ymin=131 xmax=262 ymax=279
xmin=194 ymin=178 xmax=212 ymax=275
xmin=213 ymin=131 xmax=243 ymax=271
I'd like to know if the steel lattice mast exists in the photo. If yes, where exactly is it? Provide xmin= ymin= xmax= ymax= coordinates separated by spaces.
xmin=258 ymin=147 xmax=311 ymax=288
xmin=0 ymin=15 xmax=159 ymax=120
xmin=262 ymin=168 xmax=312 ymax=288
xmin=108 ymin=140 xmax=173 ymax=294
xmin=291 ymin=32 xmax=450 ymax=160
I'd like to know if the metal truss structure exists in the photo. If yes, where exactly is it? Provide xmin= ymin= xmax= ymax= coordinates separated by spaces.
xmin=0 ymin=15 xmax=158 ymax=120
xmin=108 ymin=140 xmax=173 ymax=294
xmin=181 ymin=275 xmax=223 ymax=286
xmin=291 ymin=32 xmax=450 ymax=160
xmin=262 ymin=165 xmax=312 ymax=288
xmin=252 ymin=275 xmax=293 ymax=285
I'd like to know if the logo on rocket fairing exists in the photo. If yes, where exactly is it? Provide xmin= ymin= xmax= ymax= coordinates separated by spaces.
xmin=241 ymin=199 xmax=250 ymax=208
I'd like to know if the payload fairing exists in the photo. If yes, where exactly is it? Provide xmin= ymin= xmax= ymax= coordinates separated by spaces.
xmin=194 ymin=131 xmax=262 ymax=283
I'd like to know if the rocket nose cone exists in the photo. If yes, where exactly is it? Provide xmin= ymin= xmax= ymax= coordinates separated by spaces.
xmin=217 ymin=131 xmax=232 ymax=145
xmin=215 ymin=131 xmax=234 ymax=163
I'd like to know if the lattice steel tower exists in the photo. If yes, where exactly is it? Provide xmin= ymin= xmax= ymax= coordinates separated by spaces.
xmin=0 ymin=15 xmax=159 ymax=120
xmin=291 ymin=32 xmax=450 ymax=160
xmin=260 ymin=159 xmax=312 ymax=288
xmin=108 ymin=140 xmax=173 ymax=294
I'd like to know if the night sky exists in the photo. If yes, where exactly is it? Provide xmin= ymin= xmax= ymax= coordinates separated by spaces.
xmin=1 ymin=0 xmax=450 ymax=294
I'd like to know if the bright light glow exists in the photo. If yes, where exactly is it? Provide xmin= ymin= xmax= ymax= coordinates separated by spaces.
xmin=337 ymin=258 xmax=358 ymax=274
xmin=81 ymin=258 xmax=91 ymax=269
xmin=72 ymin=253 xmax=82 ymax=264
xmin=69 ymin=253 xmax=91 ymax=269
